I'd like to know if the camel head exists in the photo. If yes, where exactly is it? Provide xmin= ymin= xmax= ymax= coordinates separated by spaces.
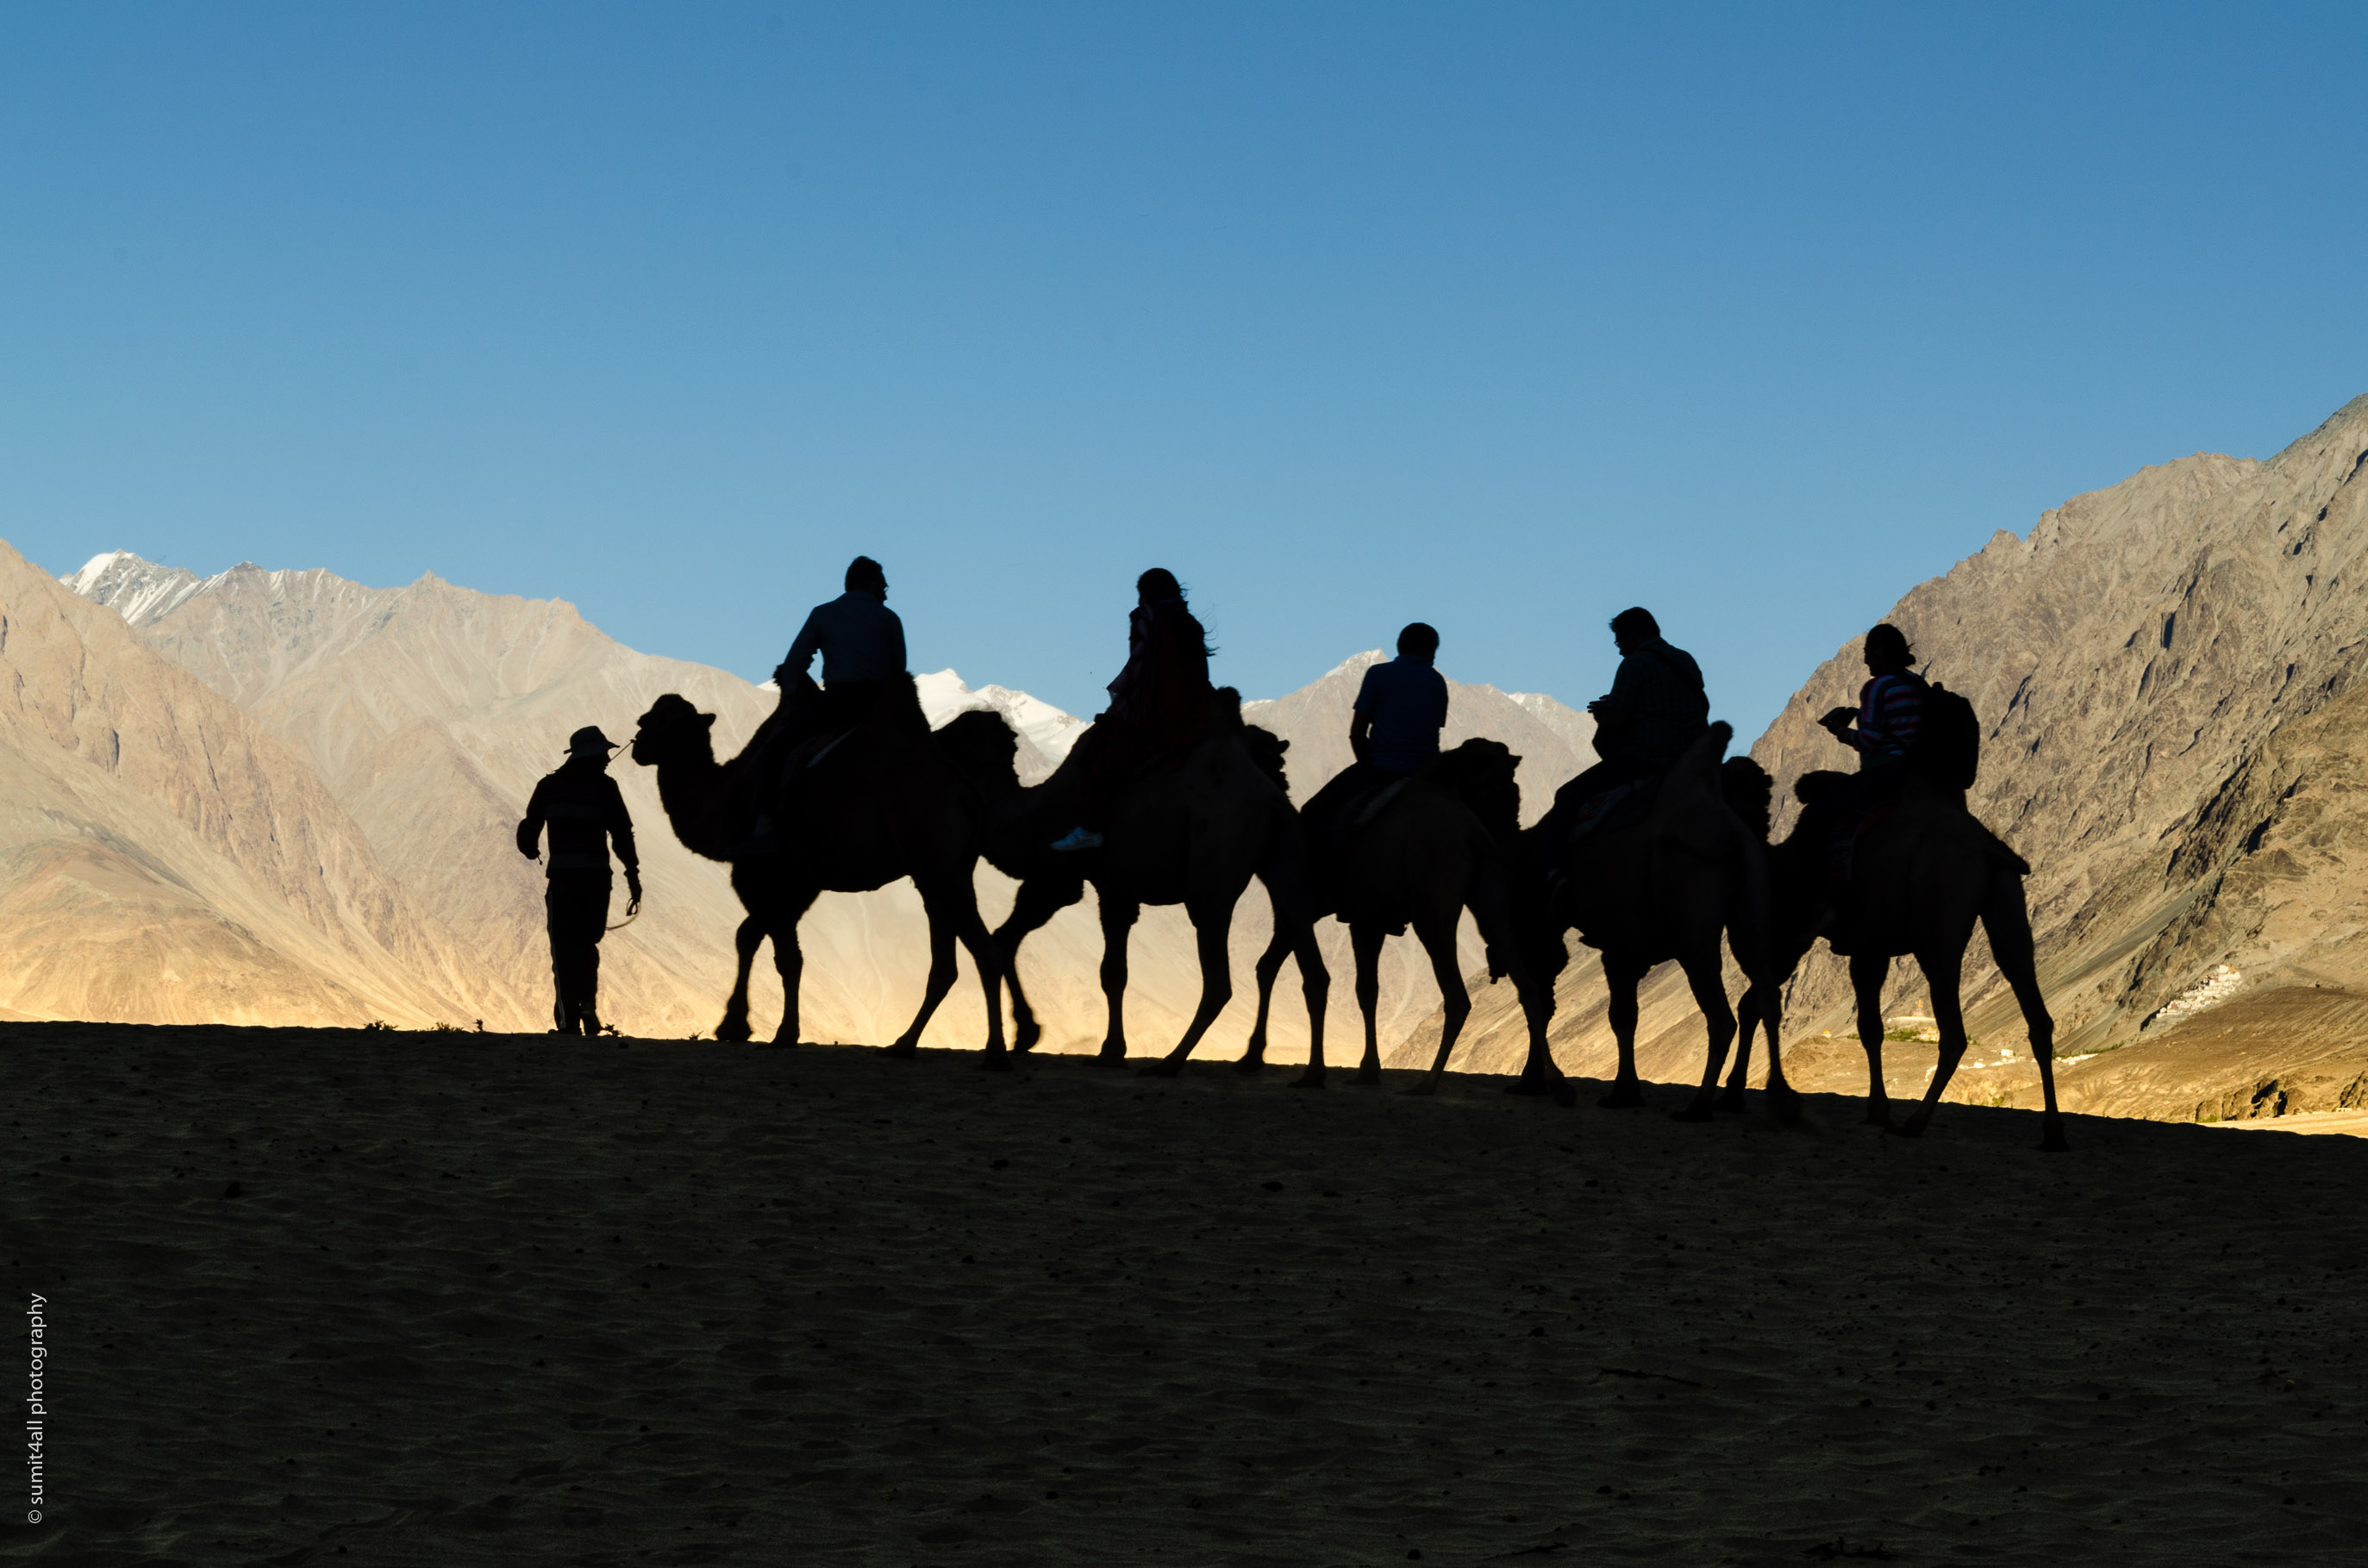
xmin=630 ymin=693 xmax=719 ymax=770
xmin=1791 ymin=770 xmax=1853 ymax=808
xmin=934 ymin=708 xmax=1022 ymax=792
xmin=1434 ymin=738 xmax=1523 ymax=840
xmin=1240 ymin=724 xmax=1290 ymax=795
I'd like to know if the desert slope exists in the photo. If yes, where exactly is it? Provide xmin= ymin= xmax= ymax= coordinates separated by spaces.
xmin=0 ymin=543 xmax=481 ymax=1025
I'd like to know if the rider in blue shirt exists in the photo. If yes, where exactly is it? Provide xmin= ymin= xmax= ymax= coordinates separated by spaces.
xmin=1302 ymin=622 xmax=1449 ymax=832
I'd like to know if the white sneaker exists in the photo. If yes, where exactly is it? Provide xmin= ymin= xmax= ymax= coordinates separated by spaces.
xmin=1049 ymin=827 xmax=1104 ymax=853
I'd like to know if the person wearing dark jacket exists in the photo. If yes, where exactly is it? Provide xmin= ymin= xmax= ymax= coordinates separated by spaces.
xmin=737 ymin=554 xmax=908 ymax=859
xmin=1051 ymin=568 xmax=1214 ymax=852
xmin=1555 ymin=606 xmax=1709 ymax=809
xmin=517 ymin=726 xmax=641 ymax=1036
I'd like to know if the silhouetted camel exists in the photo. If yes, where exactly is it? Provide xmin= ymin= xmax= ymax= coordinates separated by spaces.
xmin=1532 ymin=722 xmax=1774 ymax=1118
xmin=975 ymin=692 xmax=1331 ymax=1081
xmin=1284 ymin=740 xmax=1566 ymax=1097
xmin=628 ymin=680 xmax=1009 ymax=1061
xmin=1726 ymin=769 xmax=2067 ymax=1151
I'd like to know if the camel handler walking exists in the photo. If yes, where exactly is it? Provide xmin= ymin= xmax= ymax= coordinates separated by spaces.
xmin=517 ymin=725 xmax=642 ymax=1036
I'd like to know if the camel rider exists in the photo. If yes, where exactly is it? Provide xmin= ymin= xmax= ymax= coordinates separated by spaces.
xmin=1815 ymin=623 xmax=1928 ymax=857
xmin=1557 ymin=606 xmax=1709 ymax=809
xmin=738 ymin=555 xmax=907 ymax=859
xmin=780 ymin=554 xmax=906 ymax=734
xmin=1301 ymin=622 xmax=1448 ymax=834
xmin=1819 ymin=622 xmax=1923 ymax=768
xmin=517 ymin=726 xmax=641 ymax=1037
xmin=1052 ymin=567 xmax=1214 ymax=852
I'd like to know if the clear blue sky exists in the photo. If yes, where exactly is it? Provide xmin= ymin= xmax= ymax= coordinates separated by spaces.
xmin=4 ymin=3 xmax=2363 ymax=738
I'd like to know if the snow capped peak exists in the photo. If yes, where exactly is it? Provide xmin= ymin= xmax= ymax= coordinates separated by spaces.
xmin=1321 ymin=649 xmax=1389 ymax=684
xmin=1508 ymin=690 xmax=1583 ymax=721
xmin=914 ymin=669 xmax=1085 ymax=779
xmin=62 ymin=551 xmax=133 ymax=594
xmin=60 ymin=551 xmax=208 ymax=627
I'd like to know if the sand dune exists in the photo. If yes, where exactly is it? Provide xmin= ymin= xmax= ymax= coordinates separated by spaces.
xmin=14 ymin=1024 xmax=2365 ymax=1564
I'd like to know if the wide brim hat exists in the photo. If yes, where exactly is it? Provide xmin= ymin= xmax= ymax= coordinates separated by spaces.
xmin=566 ymin=725 xmax=620 ymax=756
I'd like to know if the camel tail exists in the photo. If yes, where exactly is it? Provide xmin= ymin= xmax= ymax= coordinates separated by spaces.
xmin=1984 ymin=830 xmax=2032 ymax=878
xmin=1727 ymin=838 xmax=1774 ymax=992
xmin=1653 ymin=722 xmax=1740 ymax=857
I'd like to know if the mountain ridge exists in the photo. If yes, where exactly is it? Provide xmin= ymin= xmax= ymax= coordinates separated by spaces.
xmin=47 ymin=551 xmax=1597 ymax=1056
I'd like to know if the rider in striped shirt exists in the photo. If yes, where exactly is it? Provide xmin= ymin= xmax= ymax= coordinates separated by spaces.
xmin=1819 ymin=623 xmax=1923 ymax=770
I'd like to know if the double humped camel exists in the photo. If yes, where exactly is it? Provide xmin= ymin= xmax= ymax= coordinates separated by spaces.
xmin=1728 ymin=768 xmax=2068 ymax=1151
xmin=629 ymin=680 xmax=1011 ymax=1060
xmin=973 ymin=692 xmax=1332 ymax=1080
xmin=1285 ymin=740 xmax=1565 ymax=1096
xmin=1530 ymin=722 xmax=1775 ymax=1120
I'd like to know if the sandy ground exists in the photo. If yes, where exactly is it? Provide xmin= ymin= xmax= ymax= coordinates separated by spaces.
xmin=6 ymin=1023 xmax=2365 ymax=1566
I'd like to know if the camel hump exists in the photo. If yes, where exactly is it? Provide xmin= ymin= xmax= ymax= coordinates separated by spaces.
xmin=1648 ymin=722 xmax=1740 ymax=856
xmin=934 ymin=708 xmax=1019 ymax=784
xmin=1656 ymin=722 xmax=1733 ymax=803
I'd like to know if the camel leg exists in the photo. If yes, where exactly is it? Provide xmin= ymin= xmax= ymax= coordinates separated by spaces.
xmin=1899 ymin=947 xmax=1971 ymax=1140
xmin=891 ymin=878 xmax=1007 ymax=1068
xmin=765 ymin=894 xmax=817 ymax=1048
xmin=1507 ymin=951 xmax=1572 ymax=1107
xmin=1286 ymin=921 xmax=1330 ymax=1089
xmin=1144 ymin=890 xmax=1242 ymax=1078
xmin=1097 ymin=895 xmax=1140 ymax=1065
xmin=884 ymin=885 xmax=964 ymax=1059
xmin=1599 ymin=952 xmax=1651 ymax=1109
xmin=993 ymin=875 xmax=1083 ymax=1055
xmin=1234 ymin=924 xmax=1295 ymax=1074
xmin=951 ymin=888 xmax=1009 ymax=1069
xmin=1725 ymin=970 xmax=1801 ymax=1120
xmin=1350 ymin=923 xmax=1385 ymax=1086
xmin=1671 ymin=944 xmax=1738 ymax=1122
xmin=1407 ymin=905 xmax=1472 ymax=1097
xmin=1984 ymin=878 xmax=2067 ymax=1152
xmin=1759 ymin=980 xmax=1799 ymax=1121
xmin=1253 ymin=834 xmax=1331 ymax=1090
xmin=716 ymin=915 xmax=764 ymax=1043
xmin=1472 ymin=880 xmax=1569 ymax=1105
xmin=1750 ymin=943 xmax=1806 ymax=1121
xmin=1851 ymin=951 xmax=1896 ymax=1130
xmin=1723 ymin=984 xmax=1760 ymax=1111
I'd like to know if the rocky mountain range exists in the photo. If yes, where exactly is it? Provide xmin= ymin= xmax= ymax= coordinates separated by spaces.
xmin=1407 ymin=392 xmax=2368 ymax=1126
xmin=33 ymin=392 xmax=2365 ymax=1128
